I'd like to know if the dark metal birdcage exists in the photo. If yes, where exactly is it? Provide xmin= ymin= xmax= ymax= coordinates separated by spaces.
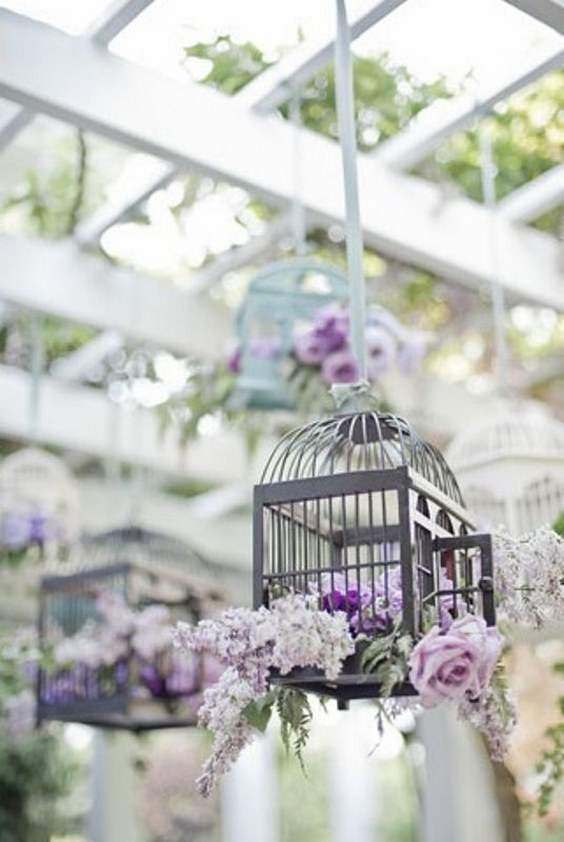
xmin=253 ymin=410 xmax=495 ymax=702
xmin=37 ymin=527 xmax=224 ymax=731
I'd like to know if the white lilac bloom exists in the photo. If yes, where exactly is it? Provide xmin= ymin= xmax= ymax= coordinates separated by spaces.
xmin=4 ymin=689 xmax=35 ymax=738
xmin=397 ymin=334 xmax=430 ymax=376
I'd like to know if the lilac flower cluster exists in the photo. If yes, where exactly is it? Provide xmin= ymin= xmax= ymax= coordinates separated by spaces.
xmin=493 ymin=527 xmax=564 ymax=629
xmin=173 ymin=594 xmax=355 ymax=796
xmin=0 ymin=509 xmax=61 ymax=562
xmin=48 ymin=590 xmax=195 ymax=704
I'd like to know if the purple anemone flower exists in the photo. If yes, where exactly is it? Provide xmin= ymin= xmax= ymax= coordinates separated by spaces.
xmin=312 ymin=309 xmax=349 ymax=354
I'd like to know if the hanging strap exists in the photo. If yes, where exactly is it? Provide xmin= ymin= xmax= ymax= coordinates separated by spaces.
xmin=479 ymin=123 xmax=510 ymax=398
xmin=334 ymin=0 xmax=368 ymax=384
xmin=289 ymin=89 xmax=307 ymax=256
xmin=29 ymin=311 xmax=44 ymax=443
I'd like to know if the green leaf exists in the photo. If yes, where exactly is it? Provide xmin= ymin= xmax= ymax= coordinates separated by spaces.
xmin=242 ymin=692 xmax=276 ymax=732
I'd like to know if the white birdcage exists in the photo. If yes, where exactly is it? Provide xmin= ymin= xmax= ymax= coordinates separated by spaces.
xmin=445 ymin=404 xmax=564 ymax=534
xmin=0 ymin=447 xmax=79 ymax=627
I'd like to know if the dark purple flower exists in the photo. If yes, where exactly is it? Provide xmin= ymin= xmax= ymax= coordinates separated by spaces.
xmin=321 ymin=348 xmax=359 ymax=384
xmin=322 ymin=588 xmax=361 ymax=616
xmin=139 ymin=664 xmax=166 ymax=697
xmin=28 ymin=512 xmax=50 ymax=544
xmin=312 ymin=309 xmax=349 ymax=354
xmin=227 ymin=345 xmax=242 ymax=374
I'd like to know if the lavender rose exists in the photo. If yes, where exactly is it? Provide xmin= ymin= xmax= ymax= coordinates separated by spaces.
xmin=321 ymin=348 xmax=359 ymax=384
xmin=294 ymin=330 xmax=329 ymax=366
xmin=409 ymin=615 xmax=503 ymax=708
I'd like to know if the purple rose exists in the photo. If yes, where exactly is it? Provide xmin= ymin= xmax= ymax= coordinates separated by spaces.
xmin=321 ymin=348 xmax=359 ymax=384
xmin=409 ymin=616 xmax=503 ymax=708
xmin=312 ymin=309 xmax=349 ymax=353
xmin=294 ymin=330 xmax=329 ymax=366
xmin=365 ymin=326 xmax=397 ymax=380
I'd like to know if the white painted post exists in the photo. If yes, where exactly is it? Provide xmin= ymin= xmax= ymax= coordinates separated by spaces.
xmin=220 ymin=732 xmax=278 ymax=842
xmin=89 ymin=730 xmax=148 ymax=842
xmin=328 ymin=709 xmax=378 ymax=842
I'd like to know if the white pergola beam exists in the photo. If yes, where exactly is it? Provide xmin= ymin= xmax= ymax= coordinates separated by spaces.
xmin=237 ymin=0 xmax=407 ymax=112
xmin=0 ymin=235 xmax=231 ymax=357
xmin=50 ymin=329 xmax=124 ymax=380
xmin=0 ymin=364 xmax=258 ymax=483
xmin=85 ymin=0 xmax=155 ymax=45
xmin=497 ymin=164 xmax=564 ymax=222
xmin=0 ymin=2 xmax=156 ymax=159
xmin=375 ymin=48 xmax=564 ymax=170
xmin=504 ymin=0 xmax=564 ymax=34
xmin=0 ymin=11 xmax=561 ymax=308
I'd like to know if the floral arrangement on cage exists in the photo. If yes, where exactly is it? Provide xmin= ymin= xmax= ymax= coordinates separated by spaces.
xmin=173 ymin=567 xmax=511 ymax=798
xmin=41 ymin=589 xmax=202 ymax=711
xmin=0 ymin=508 xmax=66 ymax=568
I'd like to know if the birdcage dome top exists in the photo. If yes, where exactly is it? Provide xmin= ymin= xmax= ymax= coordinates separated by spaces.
xmin=76 ymin=525 xmax=221 ymax=582
xmin=260 ymin=410 xmax=464 ymax=504
xmin=445 ymin=406 xmax=564 ymax=470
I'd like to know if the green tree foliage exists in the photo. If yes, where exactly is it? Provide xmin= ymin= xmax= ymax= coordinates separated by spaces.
xmin=0 ymin=730 xmax=80 ymax=842
xmin=425 ymin=70 xmax=564 ymax=206
xmin=185 ymin=37 xmax=453 ymax=150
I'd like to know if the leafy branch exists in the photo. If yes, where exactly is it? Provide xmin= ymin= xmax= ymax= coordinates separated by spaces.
xmin=360 ymin=619 xmax=413 ymax=697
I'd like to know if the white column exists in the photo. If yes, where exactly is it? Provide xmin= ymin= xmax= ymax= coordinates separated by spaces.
xmin=328 ymin=707 xmax=378 ymax=842
xmin=418 ymin=706 xmax=504 ymax=842
xmin=220 ymin=732 xmax=278 ymax=842
xmin=89 ymin=730 xmax=148 ymax=842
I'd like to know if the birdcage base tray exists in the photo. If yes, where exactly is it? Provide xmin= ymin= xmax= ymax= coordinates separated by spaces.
xmin=268 ymin=654 xmax=417 ymax=702
xmin=38 ymin=696 xmax=200 ymax=732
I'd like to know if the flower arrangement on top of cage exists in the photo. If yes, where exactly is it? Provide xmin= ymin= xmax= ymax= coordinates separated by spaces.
xmin=0 ymin=508 xmax=68 ymax=568
xmin=227 ymin=304 xmax=431 ymax=413
xmin=159 ymin=304 xmax=431 ymax=450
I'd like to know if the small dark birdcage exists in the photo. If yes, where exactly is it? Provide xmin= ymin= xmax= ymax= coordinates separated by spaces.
xmin=37 ymin=527 xmax=224 ymax=731
xmin=253 ymin=410 xmax=495 ymax=702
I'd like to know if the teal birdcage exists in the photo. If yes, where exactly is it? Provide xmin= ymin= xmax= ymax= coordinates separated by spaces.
xmin=230 ymin=259 xmax=349 ymax=410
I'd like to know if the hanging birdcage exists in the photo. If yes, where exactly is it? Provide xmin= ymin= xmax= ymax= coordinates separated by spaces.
xmin=230 ymin=258 xmax=349 ymax=410
xmin=0 ymin=447 xmax=78 ymax=566
xmin=253 ymin=409 xmax=495 ymax=702
xmin=37 ymin=526 xmax=224 ymax=731
xmin=445 ymin=403 xmax=564 ymax=534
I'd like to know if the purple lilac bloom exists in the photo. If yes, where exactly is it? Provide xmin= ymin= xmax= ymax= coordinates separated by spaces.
xmin=321 ymin=348 xmax=359 ymax=384
xmin=0 ymin=512 xmax=31 ymax=550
